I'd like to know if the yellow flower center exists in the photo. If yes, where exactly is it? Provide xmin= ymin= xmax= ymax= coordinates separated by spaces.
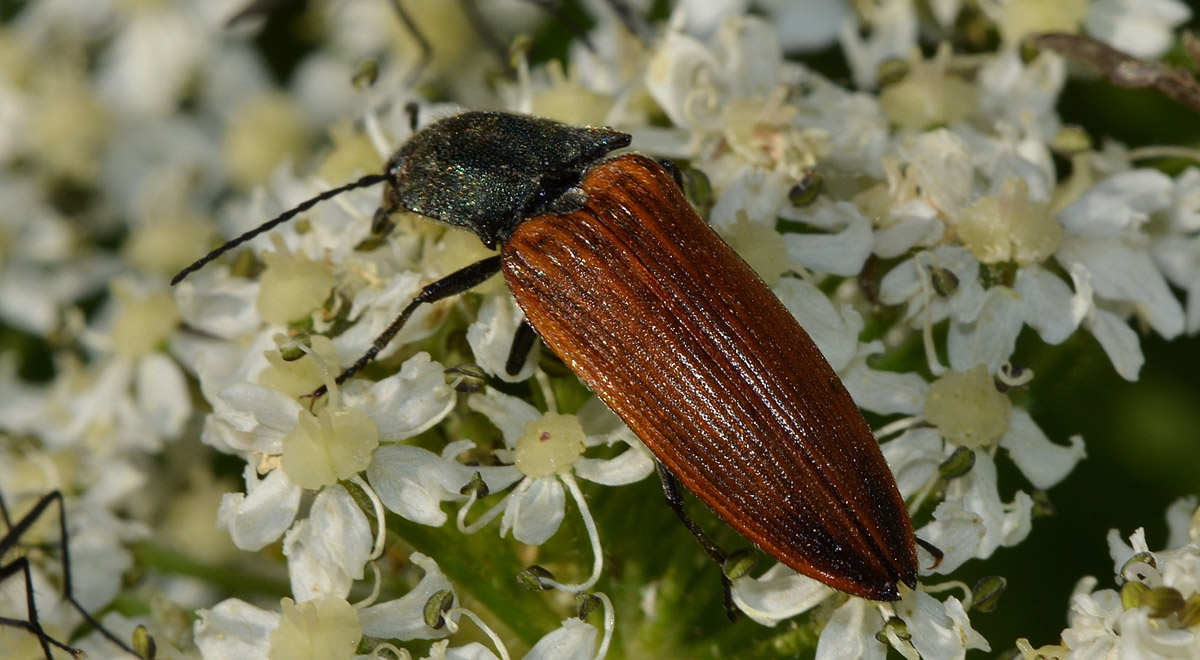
xmin=924 ymin=364 xmax=1011 ymax=448
xmin=514 ymin=413 xmax=586 ymax=479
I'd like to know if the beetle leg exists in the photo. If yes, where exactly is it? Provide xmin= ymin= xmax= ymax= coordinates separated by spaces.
xmin=656 ymin=462 xmax=740 ymax=621
xmin=504 ymin=318 xmax=539 ymax=376
xmin=309 ymin=255 xmax=503 ymax=400
xmin=1 ymin=490 xmax=141 ymax=659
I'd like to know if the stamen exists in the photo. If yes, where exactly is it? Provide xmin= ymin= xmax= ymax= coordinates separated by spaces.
xmin=350 ymin=476 xmax=387 ymax=561
xmin=535 ymin=474 xmax=603 ymax=593
xmin=353 ymin=561 xmax=382 ymax=609
xmin=913 ymin=252 xmax=947 ymax=377
xmin=591 ymin=592 xmax=615 ymax=660
xmin=457 ymin=480 xmax=519 ymax=534
xmin=445 ymin=607 xmax=511 ymax=660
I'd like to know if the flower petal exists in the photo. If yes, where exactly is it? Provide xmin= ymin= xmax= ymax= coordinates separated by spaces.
xmin=368 ymin=444 xmax=472 ymax=526
xmin=523 ymin=618 xmax=599 ymax=660
xmin=784 ymin=202 xmax=874 ymax=276
xmin=731 ymin=563 xmax=833 ymax=626
xmin=218 ymin=465 xmax=302 ymax=551
xmin=358 ymin=552 xmax=454 ymax=641
xmin=774 ymin=277 xmax=862 ymax=372
xmin=283 ymin=485 xmax=372 ymax=601
xmin=504 ymin=478 xmax=565 ymax=546
xmin=999 ymin=409 xmax=1086 ymax=490
xmin=195 ymin=598 xmax=279 ymax=660
xmin=815 ymin=597 xmax=887 ymax=660
xmin=348 ymin=352 xmax=455 ymax=442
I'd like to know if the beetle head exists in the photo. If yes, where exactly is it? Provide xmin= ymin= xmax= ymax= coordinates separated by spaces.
xmin=379 ymin=111 xmax=631 ymax=248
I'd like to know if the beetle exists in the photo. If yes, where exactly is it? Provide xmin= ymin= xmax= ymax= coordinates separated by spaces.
xmin=0 ymin=489 xmax=143 ymax=659
xmin=174 ymin=111 xmax=918 ymax=602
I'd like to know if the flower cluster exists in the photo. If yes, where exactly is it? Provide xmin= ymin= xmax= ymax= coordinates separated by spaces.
xmin=1 ymin=0 xmax=1198 ymax=659
xmin=1018 ymin=497 xmax=1200 ymax=659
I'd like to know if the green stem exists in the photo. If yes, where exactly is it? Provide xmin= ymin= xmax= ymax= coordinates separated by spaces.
xmin=134 ymin=542 xmax=292 ymax=598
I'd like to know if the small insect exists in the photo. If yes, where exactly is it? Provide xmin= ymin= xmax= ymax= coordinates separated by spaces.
xmin=1 ymin=489 xmax=142 ymax=659
xmin=174 ymin=111 xmax=918 ymax=602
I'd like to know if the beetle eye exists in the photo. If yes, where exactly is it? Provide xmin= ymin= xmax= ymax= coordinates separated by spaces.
xmin=658 ymin=159 xmax=684 ymax=189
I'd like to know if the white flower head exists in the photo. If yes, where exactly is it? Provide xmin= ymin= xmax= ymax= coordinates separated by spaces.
xmin=1053 ymin=498 xmax=1200 ymax=658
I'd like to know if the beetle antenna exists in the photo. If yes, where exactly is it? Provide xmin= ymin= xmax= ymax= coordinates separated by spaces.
xmin=171 ymin=173 xmax=387 ymax=285
xmin=915 ymin=537 xmax=944 ymax=571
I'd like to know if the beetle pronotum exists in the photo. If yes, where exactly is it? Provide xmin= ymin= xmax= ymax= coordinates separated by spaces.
xmin=174 ymin=111 xmax=918 ymax=602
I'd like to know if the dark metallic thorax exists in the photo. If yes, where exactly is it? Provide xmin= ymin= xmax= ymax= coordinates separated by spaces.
xmin=382 ymin=112 xmax=631 ymax=248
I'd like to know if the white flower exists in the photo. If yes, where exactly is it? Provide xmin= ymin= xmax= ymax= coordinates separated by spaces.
xmin=0 ymin=177 xmax=120 ymax=335
xmin=1056 ymin=168 xmax=1185 ymax=379
xmin=838 ymin=0 xmax=919 ymax=89
xmin=33 ymin=278 xmax=192 ymax=454
xmin=757 ymin=0 xmax=851 ymax=52
xmin=1085 ymin=0 xmax=1192 ymax=59
xmin=358 ymin=552 xmax=455 ymax=641
xmin=1151 ymin=167 xmax=1200 ymax=335
xmin=730 ymin=564 xmax=834 ymax=626
xmin=283 ymin=485 xmax=374 ymax=603
xmin=195 ymin=598 xmax=280 ymax=660
xmin=369 ymin=390 xmax=653 ymax=549
xmin=218 ymin=465 xmax=302 ymax=552
xmin=1053 ymin=498 xmax=1200 ymax=659
xmin=466 ymin=390 xmax=654 ymax=545
xmin=367 ymin=439 xmax=522 ymax=528
xmin=811 ymin=590 xmax=989 ymax=660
